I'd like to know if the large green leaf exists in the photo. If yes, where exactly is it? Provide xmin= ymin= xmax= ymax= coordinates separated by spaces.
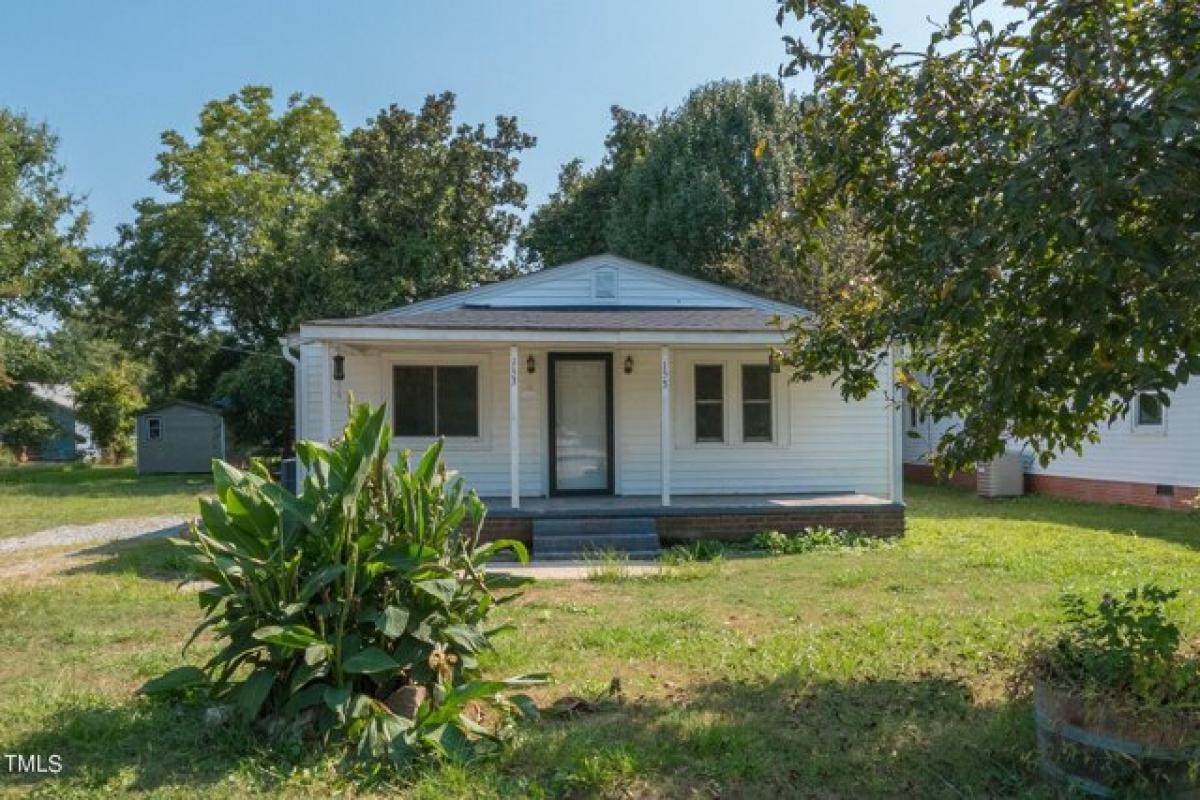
xmin=342 ymin=647 xmax=401 ymax=675
xmin=414 ymin=578 xmax=458 ymax=606
xmin=230 ymin=669 xmax=275 ymax=720
xmin=138 ymin=665 xmax=209 ymax=697
xmin=253 ymin=624 xmax=324 ymax=651
xmin=377 ymin=606 xmax=410 ymax=639
xmin=297 ymin=564 xmax=346 ymax=601
xmin=442 ymin=623 xmax=489 ymax=654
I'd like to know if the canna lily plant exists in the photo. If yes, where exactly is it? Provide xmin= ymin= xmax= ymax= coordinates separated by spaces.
xmin=142 ymin=402 xmax=545 ymax=764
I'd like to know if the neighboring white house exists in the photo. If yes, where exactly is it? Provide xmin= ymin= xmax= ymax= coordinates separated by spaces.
xmin=284 ymin=255 xmax=905 ymax=553
xmin=904 ymin=385 xmax=1200 ymax=510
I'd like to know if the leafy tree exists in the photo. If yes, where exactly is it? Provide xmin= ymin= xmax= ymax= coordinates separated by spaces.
xmin=519 ymin=107 xmax=652 ymax=268
xmin=210 ymin=351 xmax=292 ymax=452
xmin=776 ymin=0 xmax=1200 ymax=471
xmin=73 ymin=360 xmax=144 ymax=463
xmin=0 ymin=109 xmax=88 ymax=320
xmin=94 ymin=86 xmax=342 ymax=352
xmin=605 ymin=76 xmax=803 ymax=279
xmin=309 ymin=92 xmax=536 ymax=315
xmin=520 ymin=77 xmax=854 ymax=305
xmin=0 ymin=327 xmax=57 ymax=458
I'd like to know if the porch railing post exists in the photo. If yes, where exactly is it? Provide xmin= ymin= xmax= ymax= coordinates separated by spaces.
xmin=509 ymin=345 xmax=520 ymax=509
xmin=660 ymin=345 xmax=671 ymax=506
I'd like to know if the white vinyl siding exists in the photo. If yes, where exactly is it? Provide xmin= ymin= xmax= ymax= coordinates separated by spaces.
xmin=300 ymin=344 xmax=891 ymax=499
xmin=904 ymin=383 xmax=1200 ymax=488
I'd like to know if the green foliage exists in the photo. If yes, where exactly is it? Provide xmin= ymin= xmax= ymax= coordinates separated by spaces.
xmin=210 ymin=352 xmax=293 ymax=452
xmin=98 ymin=86 xmax=341 ymax=347
xmin=520 ymin=78 xmax=859 ymax=306
xmin=1031 ymin=587 xmax=1200 ymax=709
xmin=93 ymin=87 xmax=536 ymax=448
xmin=519 ymin=107 xmax=653 ymax=269
xmin=604 ymin=76 xmax=802 ymax=279
xmin=583 ymin=547 xmax=632 ymax=583
xmin=309 ymin=92 xmax=535 ymax=316
xmin=777 ymin=0 xmax=1200 ymax=472
xmin=661 ymin=540 xmax=726 ymax=564
xmin=146 ymin=403 xmax=545 ymax=766
xmin=72 ymin=360 xmax=144 ymax=462
xmin=749 ymin=526 xmax=884 ymax=555
xmin=0 ymin=108 xmax=88 ymax=320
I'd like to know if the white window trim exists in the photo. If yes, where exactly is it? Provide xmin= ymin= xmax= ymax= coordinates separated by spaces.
xmin=146 ymin=415 xmax=164 ymax=442
xmin=674 ymin=353 xmax=786 ymax=449
xmin=379 ymin=352 xmax=492 ymax=450
xmin=1131 ymin=392 xmax=1167 ymax=436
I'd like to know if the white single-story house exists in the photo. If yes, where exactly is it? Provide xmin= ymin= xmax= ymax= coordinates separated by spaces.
xmin=284 ymin=255 xmax=904 ymax=557
xmin=905 ymin=386 xmax=1199 ymax=510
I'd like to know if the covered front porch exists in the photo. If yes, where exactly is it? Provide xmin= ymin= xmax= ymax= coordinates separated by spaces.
xmin=477 ymin=490 xmax=905 ymax=557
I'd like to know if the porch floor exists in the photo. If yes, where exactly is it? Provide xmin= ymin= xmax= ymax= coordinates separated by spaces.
xmin=483 ymin=491 xmax=896 ymax=519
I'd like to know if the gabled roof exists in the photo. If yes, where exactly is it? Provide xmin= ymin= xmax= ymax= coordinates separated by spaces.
xmin=304 ymin=254 xmax=809 ymax=330
xmin=136 ymin=399 xmax=222 ymax=417
xmin=316 ymin=306 xmax=784 ymax=332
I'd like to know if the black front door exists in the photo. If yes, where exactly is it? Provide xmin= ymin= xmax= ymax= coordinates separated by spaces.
xmin=548 ymin=353 xmax=614 ymax=495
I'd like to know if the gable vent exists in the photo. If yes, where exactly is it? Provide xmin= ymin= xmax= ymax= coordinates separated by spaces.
xmin=593 ymin=268 xmax=618 ymax=301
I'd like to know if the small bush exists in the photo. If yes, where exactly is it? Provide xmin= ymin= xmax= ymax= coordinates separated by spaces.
xmin=1027 ymin=586 xmax=1200 ymax=709
xmin=584 ymin=548 xmax=631 ymax=582
xmin=748 ymin=526 xmax=882 ymax=555
xmin=660 ymin=540 xmax=725 ymax=565
xmin=142 ymin=402 xmax=546 ymax=767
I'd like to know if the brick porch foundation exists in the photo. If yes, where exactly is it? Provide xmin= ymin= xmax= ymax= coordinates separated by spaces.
xmin=479 ymin=502 xmax=906 ymax=550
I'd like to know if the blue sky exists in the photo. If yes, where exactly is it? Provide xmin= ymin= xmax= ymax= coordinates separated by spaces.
xmin=2 ymin=1 xmax=964 ymax=247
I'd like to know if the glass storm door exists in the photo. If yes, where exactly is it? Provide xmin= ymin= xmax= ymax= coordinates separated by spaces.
xmin=549 ymin=354 xmax=613 ymax=494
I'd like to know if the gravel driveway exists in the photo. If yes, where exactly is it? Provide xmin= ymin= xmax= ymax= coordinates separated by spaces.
xmin=0 ymin=515 xmax=192 ymax=555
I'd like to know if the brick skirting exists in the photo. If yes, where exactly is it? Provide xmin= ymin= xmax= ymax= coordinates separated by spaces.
xmin=656 ymin=505 xmax=905 ymax=544
xmin=477 ymin=516 xmax=533 ymax=547
xmin=480 ymin=503 xmax=906 ymax=551
xmin=904 ymin=463 xmax=976 ymax=489
xmin=1025 ymin=474 xmax=1199 ymax=511
xmin=905 ymin=461 xmax=1199 ymax=512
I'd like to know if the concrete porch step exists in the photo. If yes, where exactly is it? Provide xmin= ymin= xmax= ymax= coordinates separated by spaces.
xmin=532 ymin=516 xmax=660 ymax=560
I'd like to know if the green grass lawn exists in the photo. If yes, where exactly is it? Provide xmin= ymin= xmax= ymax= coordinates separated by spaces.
xmin=0 ymin=464 xmax=211 ymax=539
xmin=2 ymin=486 xmax=1199 ymax=798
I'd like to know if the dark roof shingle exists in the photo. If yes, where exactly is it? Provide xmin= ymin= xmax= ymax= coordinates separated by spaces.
xmin=310 ymin=306 xmax=784 ymax=333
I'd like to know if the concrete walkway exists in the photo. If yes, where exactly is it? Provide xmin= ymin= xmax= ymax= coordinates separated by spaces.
xmin=491 ymin=561 xmax=662 ymax=580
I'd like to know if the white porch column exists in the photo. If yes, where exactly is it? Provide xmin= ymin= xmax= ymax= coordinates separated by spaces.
xmin=509 ymin=345 xmax=520 ymax=509
xmin=322 ymin=342 xmax=334 ymax=442
xmin=660 ymin=345 xmax=671 ymax=506
xmin=888 ymin=345 xmax=904 ymax=504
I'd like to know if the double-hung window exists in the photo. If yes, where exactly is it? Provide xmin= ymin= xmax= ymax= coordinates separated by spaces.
xmin=392 ymin=365 xmax=479 ymax=437
xmin=741 ymin=365 xmax=772 ymax=442
xmin=694 ymin=364 xmax=724 ymax=443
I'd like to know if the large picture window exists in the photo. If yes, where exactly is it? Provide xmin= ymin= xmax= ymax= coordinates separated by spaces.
xmin=694 ymin=364 xmax=724 ymax=443
xmin=392 ymin=365 xmax=479 ymax=437
xmin=741 ymin=365 xmax=772 ymax=442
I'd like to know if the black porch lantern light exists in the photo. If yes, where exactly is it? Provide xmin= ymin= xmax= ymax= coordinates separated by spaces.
xmin=624 ymin=355 xmax=634 ymax=375
xmin=332 ymin=353 xmax=345 ymax=381
xmin=526 ymin=355 xmax=536 ymax=374
xmin=768 ymin=349 xmax=782 ymax=374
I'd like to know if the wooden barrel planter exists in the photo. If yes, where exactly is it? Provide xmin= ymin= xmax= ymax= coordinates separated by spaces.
xmin=1034 ymin=680 xmax=1200 ymax=798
